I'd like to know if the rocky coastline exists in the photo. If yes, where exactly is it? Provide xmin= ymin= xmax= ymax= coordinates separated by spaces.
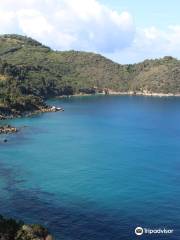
xmin=105 ymin=89 xmax=180 ymax=97
xmin=0 ymin=215 xmax=53 ymax=240
xmin=24 ymin=105 xmax=64 ymax=117
xmin=0 ymin=105 xmax=64 ymax=139
xmin=57 ymin=89 xmax=180 ymax=99
xmin=0 ymin=105 xmax=64 ymax=120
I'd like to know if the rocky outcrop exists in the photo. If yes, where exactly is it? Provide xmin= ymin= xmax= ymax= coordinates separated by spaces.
xmin=79 ymin=88 xmax=96 ymax=94
xmin=41 ymin=106 xmax=64 ymax=113
xmin=25 ymin=106 xmax=64 ymax=118
xmin=0 ymin=104 xmax=64 ymax=120
xmin=0 ymin=125 xmax=18 ymax=134
xmin=0 ymin=215 xmax=54 ymax=240
xmin=16 ymin=224 xmax=53 ymax=240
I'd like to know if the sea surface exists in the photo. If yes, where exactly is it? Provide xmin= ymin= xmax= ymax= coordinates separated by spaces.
xmin=0 ymin=95 xmax=180 ymax=240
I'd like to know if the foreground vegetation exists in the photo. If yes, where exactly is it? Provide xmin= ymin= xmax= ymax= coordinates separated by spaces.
xmin=0 ymin=34 xmax=180 ymax=117
xmin=0 ymin=215 xmax=52 ymax=240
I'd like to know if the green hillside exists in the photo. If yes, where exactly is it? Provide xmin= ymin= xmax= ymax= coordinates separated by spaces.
xmin=0 ymin=34 xmax=180 ymax=116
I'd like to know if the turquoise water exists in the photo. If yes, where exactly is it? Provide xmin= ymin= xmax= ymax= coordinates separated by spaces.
xmin=0 ymin=95 xmax=180 ymax=239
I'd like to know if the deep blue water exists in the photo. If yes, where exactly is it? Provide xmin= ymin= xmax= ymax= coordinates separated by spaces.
xmin=0 ymin=95 xmax=180 ymax=240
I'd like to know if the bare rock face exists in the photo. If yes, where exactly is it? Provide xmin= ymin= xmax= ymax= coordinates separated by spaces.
xmin=45 ymin=235 xmax=54 ymax=240
xmin=15 ymin=224 xmax=53 ymax=240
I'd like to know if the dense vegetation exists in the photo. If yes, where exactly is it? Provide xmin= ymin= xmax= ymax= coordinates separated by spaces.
xmin=0 ymin=34 xmax=180 ymax=116
xmin=0 ymin=215 xmax=22 ymax=240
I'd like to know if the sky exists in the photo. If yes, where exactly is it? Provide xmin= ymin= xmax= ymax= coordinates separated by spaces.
xmin=99 ymin=0 xmax=180 ymax=29
xmin=0 ymin=0 xmax=180 ymax=63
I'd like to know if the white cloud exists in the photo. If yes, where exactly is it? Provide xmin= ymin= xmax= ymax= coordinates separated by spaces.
xmin=0 ymin=0 xmax=180 ymax=63
xmin=17 ymin=9 xmax=53 ymax=38
xmin=135 ymin=26 xmax=180 ymax=59
xmin=143 ymin=26 xmax=162 ymax=40
xmin=106 ymin=25 xmax=180 ymax=64
xmin=0 ymin=0 xmax=135 ymax=53
xmin=166 ymin=25 xmax=180 ymax=51
xmin=0 ymin=10 xmax=17 ymax=33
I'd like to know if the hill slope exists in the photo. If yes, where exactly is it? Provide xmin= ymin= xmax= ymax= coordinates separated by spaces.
xmin=0 ymin=34 xmax=180 ymax=117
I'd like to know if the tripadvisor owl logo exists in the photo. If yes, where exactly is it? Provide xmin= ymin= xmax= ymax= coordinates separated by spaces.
xmin=135 ymin=227 xmax=144 ymax=236
xmin=134 ymin=226 xmax=174 ymax=236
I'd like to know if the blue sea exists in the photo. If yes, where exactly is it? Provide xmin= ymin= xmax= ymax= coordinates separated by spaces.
xmin=0 ymin=95 xmax=180 ymax=240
